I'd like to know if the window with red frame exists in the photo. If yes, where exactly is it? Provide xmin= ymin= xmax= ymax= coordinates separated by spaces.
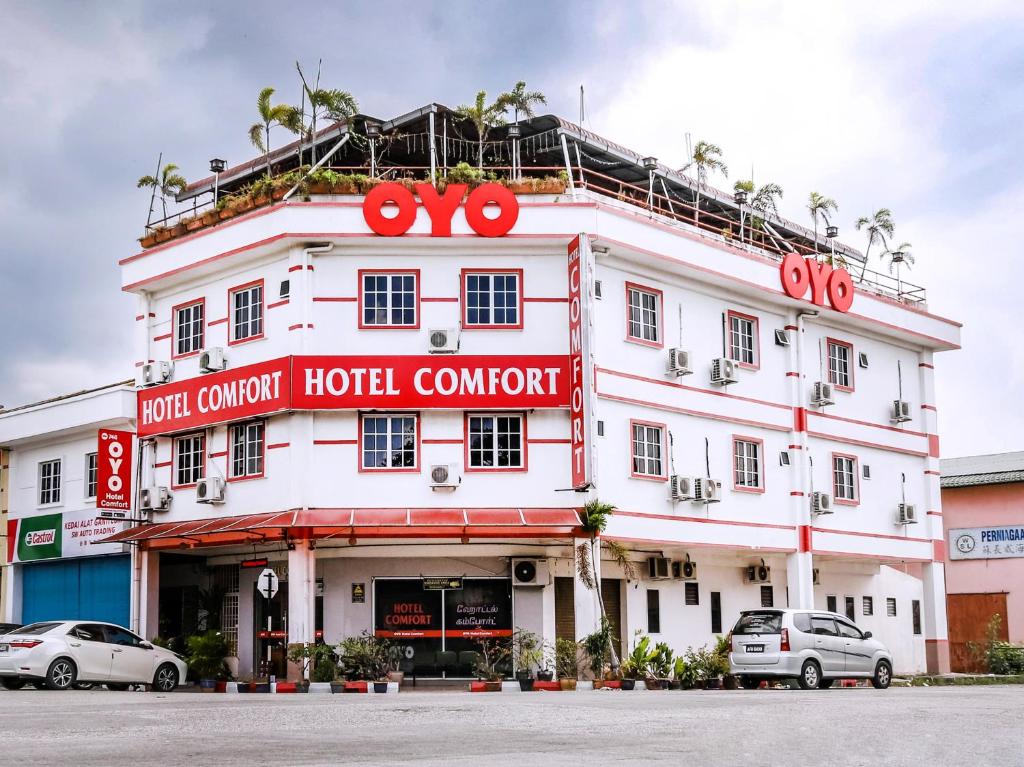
xmin=362 ymin=272 xmax=417 ymax=326
xmin=175 ymin=301 xmax=204 ymax=356
xmin=230 ymin=421 xmax=264 ymax=479
xmin=827 ymin=340 xmax=853 ymax=389
xmin=464 ymin=272 xmax=520 ymax=327
xmin=174 ymin=433 xmax=206 ymax=486
xmin=627 ymin=285 xmax=660 ymax=344
xmin=361 ymin=414 xmax=417 ymax=469
xmin=833 ymin=454 xmax=857 ymax=502
xmin=733 ymin=438 xmax=762 ymax=490
xmin=468 ymin=414 xmax=523 ymax=469
xmin=631 ymin=422 xmax=664 ymax=477
xmin=727 ymin=312 xmax=758 ymax=367
xmin=231 ymin=283 xmax=263 ymax=342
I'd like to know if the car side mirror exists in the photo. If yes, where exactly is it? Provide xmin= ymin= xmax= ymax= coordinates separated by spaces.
xmin=140 ymin=641 xmax=154 ymax=650
xmin=862 ymin=631 xmax=872 ymax=639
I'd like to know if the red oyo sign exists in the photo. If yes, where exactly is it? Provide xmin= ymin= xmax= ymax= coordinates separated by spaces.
xmin=137 ymin=355 xmax=569 ymax=436
xmin=96 ymin=429 xmax=134 ymax=512
xmin=362 ymin=182 xmax=519 ymax=237
xmin=779 ymin=253 xmax=854 ymax=313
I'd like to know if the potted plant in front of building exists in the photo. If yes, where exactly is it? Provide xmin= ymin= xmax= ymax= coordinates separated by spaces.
xmin=186 ymin=631 xmax=231 ymax=693
xmin=555 ymin=638 xmax=581 ymax=691
xmin=512 ymin=628 xmax=543 ymax=691
xmin=649 ymin=641 xmax=675 ymax=690
xmin=714 ymin=634 xmax=737 ymax=689
xmin=474 ymin=637 xmax=511 ymax=692
xmin=582 ymin=619 xmax=612 ymax=688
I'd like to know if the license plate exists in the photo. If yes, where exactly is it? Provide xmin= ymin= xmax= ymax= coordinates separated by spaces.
xmin=745 ymin=644 xmax=764 ymax=653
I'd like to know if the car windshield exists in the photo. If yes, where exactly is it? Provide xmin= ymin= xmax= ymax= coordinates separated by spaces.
xmin=11 ymin=622 xmax=61 ymax=636
xmin=733 ymin=611 xmax=782 ymax=634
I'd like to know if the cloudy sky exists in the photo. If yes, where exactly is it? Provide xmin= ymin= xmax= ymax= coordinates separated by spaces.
xmin=1 ymin=0 xmax=1021 ymax=457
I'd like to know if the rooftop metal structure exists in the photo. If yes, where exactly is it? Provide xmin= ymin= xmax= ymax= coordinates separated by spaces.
xmin=941 ymin=452 xmax=1024 ymax=488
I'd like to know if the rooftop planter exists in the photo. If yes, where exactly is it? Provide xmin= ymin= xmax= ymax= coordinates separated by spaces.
xmin=137 ymin=167 xmax=570 ymax=250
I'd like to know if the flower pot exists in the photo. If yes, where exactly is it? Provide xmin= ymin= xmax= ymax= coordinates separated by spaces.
xmin=199 ymin=679 xmax=217 ymax=693
xmin=307 ymin=182 xmax=331 ymax=195
xmin=334 ymin=181 xmax=359 ymax=194
xmin=218 ymin=207 xmax=236 ymax=220
xmin=387 ymin=671 xmax=405 ymax=685
xmin=184 ymin=217 xmax=204 ymax=232
xmin=559 ymin=679 xmax=577 ymax=691
xmin=215 ymin=680 xmax=228 ymax=693
xmin=704 ymin=678 xmax=722 ymax=690
xmin=252 ymin=194 xmax=271 ymax=208
xmin=271 ymin=187 xmax=287 ymax=201
xmin=518 ymin=677 xmax=535 ymax=692
xmin=506 ymin=181 xmax=535 ymax=194
xmin=251 ymin=682 xmax=271 ymax=693
xmin=201 ymin=210 xmax=219 ymax=226
xmin=235 ymin=197 xmax=256 ymax=212
xmin=537 ymin=670 xmax=554 ymax=682
xmin=170 ymin=223 xmax=187 ymax=238
xmin=669 ymin=680 xmax=681 ymax=690
xmin=153 ymin=228 xmax=172 ymax=243
xmin=723 ymin=675 xmax=738 ymax=690
xmin=308 ymin=682 xmax=333 ymax=694
xmin=329 ymin=681 xmax=345 ymax=694
xmin=536 ymin=179 xmax=566 ymax=194
xmin=620 ymin=679 xmax=636 ymax=691
xmin=373 ymin=681 xmax=389 ymax=694
xmin=484 ymin=680 xmax=502 ymax=692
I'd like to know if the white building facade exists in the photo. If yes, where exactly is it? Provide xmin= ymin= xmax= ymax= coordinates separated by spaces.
xmin=25 ymin=108 xmax=959 ymax=679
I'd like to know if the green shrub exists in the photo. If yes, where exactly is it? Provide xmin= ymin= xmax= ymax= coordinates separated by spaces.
xmin=185 ymin=631 xmax=231 ymax=681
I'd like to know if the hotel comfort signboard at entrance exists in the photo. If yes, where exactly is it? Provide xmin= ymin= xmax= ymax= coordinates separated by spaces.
xmin=137 ymin=355 xmax=571 ymax=436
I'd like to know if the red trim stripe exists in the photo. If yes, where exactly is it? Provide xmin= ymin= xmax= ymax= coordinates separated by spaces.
xmin=313 ymin=296 xmax=357 ymax=302
xmin=926 ymin=511 xmax=942 ymax=517
xmin=209 ymin=451 xmax=228 ymax=458
xmin=597 ymin=391 xmax=789 ymax=432
xmin=288 ymin=323 xmax=314 ymax=331
xmin=209 ymin=317 xmax=228 ymax=326
xmin=786 ymin=371 xmax=800 ymax=377
xmin=528 ymin=438 xmax=571 ymax=444
xmin=811 ymin=527 xmax=932 ymax=543
xmin=806 ymin=431 xmax=927 ymax=457
xmin=288 ymin=264 xmax=314 ymax=273
xmin=153 ymin=333 xmax=171 ymax=342
xmin=524 ymin=297 xmax=569 ymax=303
xmin=614 ymin=509 xmax=796 ymax=531
xmin=267 ymin=442 xmax=290 ymax=450
xmin=421 ymin=297 xmax=459 ymax=303
xmin=422 ymin=439 xmax=462 ymax=445
xmin=919 ymin=362 xmax=935 ymax=369
xmin=313 ymin=439 xmax=357 ymax=446
xmin=924 ymin=469 xmax=940 ymax=476
xmin=154 ymin=461 xmax=172 ymax=468
xmin=921 ymin=404 xmax=937 ymax=412
xmin=267 ymin=299 xmax=290 ymax=310
xmin=788 ymin=444 xmax=803 ymax=450
xmin=928 ymin=434 xmax=941 ymax=458
xmin=807 ymin=409 xmax=927 ymax=437
xmin=790 ymin=491 xmax=806 ymax=496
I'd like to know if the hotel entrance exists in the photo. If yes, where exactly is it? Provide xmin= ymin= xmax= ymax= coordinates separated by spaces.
xmin=373 ymin=577 xmax=512 ymax=677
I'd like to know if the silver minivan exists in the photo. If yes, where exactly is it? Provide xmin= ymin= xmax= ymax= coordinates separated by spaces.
xmin=728 ymin=609 xmax=894 ymax=690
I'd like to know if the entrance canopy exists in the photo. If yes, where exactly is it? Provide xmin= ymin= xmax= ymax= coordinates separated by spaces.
xmin=99 ymin=508 xmax=583 ymax=550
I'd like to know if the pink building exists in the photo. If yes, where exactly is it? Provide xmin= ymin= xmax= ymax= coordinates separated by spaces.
xmin=941 ymin=452 xmax=1024 ymax=671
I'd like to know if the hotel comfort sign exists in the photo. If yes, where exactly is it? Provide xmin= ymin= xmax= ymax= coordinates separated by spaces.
xmin=137 ymin=355 xmax=570 ymax=436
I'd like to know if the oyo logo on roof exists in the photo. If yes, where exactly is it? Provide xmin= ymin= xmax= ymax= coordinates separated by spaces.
xmin=779 ymin=253 xmax=854 ymax=313
xmin=362 ymin=182 xmax=519 ymax=237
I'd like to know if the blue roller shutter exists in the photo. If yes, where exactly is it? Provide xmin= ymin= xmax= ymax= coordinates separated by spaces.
xmin=21 ymin=555 xmax=130 ymax=627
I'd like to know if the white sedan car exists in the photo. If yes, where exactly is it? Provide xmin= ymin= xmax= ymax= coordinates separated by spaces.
xmin=0 ymin=621 xmax=188 ymax=691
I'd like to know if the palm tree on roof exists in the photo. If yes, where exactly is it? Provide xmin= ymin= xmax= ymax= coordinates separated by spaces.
xmin=137 ymin=162 xmax=187 ymax=225
xmin=681 ymin=140 xmax=728 ymax=226
xmin=455 ymin=90 xmax=513 ymax=171
xmin=854 ymin=208 xmax=895 ymax=282
xmin=249 ymin=87 xmax=302 ymax=176
xmin=807 ymin=192 xmax=838 ymax=255
xmin=295 ymin=61 xmax=358 ymax=165
xmin=502 ymin=80 xmax=546 ymax=124
xmin=882 ymin=241 xmax=915 ymax=298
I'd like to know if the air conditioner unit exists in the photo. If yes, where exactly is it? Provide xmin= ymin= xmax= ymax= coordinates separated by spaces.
xmin=427 ymin=328 xmax=459 ymax=354
xmin=745 ymin=564 xmax=771 ymax=583
xmin=812 ymin=491 xmax=834 ymax=515
xmin=897 ymin=503 xmax=918 ymax=525
xmin=141 ymin=361 xmax=172 ymax=386
xmin=669 ymin=475 xmax=694 ymax=502
xmin=666 ymin=348 xmax=692 ymax=377
xmin=511 ymin=558 xmax=549 ymax=587
xmin=812 ymin=568 xmax=821 ymax=586
xmin=199 ymin=347 xmax=227 ymax=373
xmin=811 ymin=381 xmax=834 ymax=406
xmin=891 ymin=399 xmax=912 ymax=423
xmin=710 ymin=358 xmax=737 ymax=386
xmin=692 ymin=477 xmax=720 ymax=503
xmin=429 ymin=463 xmax=460 ymax=488
xmin=647 ymin=557 xmax=671 ymax=580
xmin=196 ymin=476 xmax=225 ymax=504
xmin=140 ymin=486 xmax=170 ymax=512
xmin=672 ymin=559 xmax=698 ymax=580
xmin=774 ymin=329 xmax=791 ymax=347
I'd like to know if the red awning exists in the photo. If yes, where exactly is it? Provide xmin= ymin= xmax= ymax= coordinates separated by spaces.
xmin=100 ymin=507 xmax=582 ymax=550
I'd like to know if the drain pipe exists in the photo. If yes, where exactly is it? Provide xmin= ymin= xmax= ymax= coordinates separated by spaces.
xmin=301 ymin=243 xmax=334 ymax=353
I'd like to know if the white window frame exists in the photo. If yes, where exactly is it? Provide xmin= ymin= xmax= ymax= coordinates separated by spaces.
xmin=85 ymin=452 xmax=98 ymax=500
xmin=38 ymin=459 xmax=62 ymax=506
xmin=463 ymin=271 xmax=521 ymax=327
xmin=229 ymin=421 xmax=264 ymax=479
xmin=626 ymin=284 xmax=661 ymax=345
xmin=728 ymin=311 xmax=758 ymax=367
xmin=467 ymin=413 xmax=525 ymax=470
xmin=833 ymin=454 xmax=858 ymax=502
xmin=174 ymin=301 xmax=204 ymax=356
xmin=733 ymin=438 xmax=763 ymax=490
xmin=360 ymin=414 xmax=418 ymax=470
xmin=630 ymin=421 xmax=665 ymax=479
xmin=230 ymin=282 xmax=264 ymax=343
xmin=174 ymin=433 xmax=206 ymax=487
xmin=827 ymin=339 xmax=853 ymax=390
xmin=360 ymin=271 xmax=418 ymax=327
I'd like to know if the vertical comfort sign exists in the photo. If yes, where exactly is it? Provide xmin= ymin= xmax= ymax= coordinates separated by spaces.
xmin=568 ymin=234 xmax=594 ymax=489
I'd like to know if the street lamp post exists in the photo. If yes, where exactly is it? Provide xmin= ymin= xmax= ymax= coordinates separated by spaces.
xmin=734 ymin=189 xmax=748 ymax=243
xmin=366 ymin=122 xmax=381 ymax=178
xmin=642 ymin=157 xmax=658 ymax=209
xmin=209 ymin=158 xmax=226 ymax=207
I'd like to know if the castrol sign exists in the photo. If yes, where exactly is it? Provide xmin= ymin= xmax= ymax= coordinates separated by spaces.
xmin=96 ymin=429 xmax=134 ymax=513
xmin=362 ymin=182 xmax=519 ymax=237
xmin=779 ymin=253 xmax=854 ymax=313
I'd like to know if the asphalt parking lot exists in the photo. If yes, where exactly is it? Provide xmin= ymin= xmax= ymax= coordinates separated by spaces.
xmin=1 ymin=685 xmax=1020 ymax=766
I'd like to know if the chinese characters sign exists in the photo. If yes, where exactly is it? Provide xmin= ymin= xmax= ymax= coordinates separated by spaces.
xmin=949 ymin=525 xmax=1024 ymax=560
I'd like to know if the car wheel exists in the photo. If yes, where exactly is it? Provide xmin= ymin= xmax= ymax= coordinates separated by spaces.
xmin=106 ymin=683 xmax=130 ymax=692
xmin=797 ymin=660 xmax=821 ymax=690
xmin=152 ymin=664 xmax=179 ymax=693
xmin=818 ymin=678 xmax=835 ymax=689
xmin=72 ymin=682 xmax=94 ymax=690
xmin=871 ymin=660 xmax=892 ymax=690
xmin=0 ymin=677 xmax=26 ymax=690
xmin=739 ymin=676 xmax=760 ymax=690
xmin=45 ymin=658 xmax=77 ymax=691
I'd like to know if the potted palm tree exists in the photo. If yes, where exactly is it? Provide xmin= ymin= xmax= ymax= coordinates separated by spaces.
xmin=555 ymin=638 xmax=581 ymax=691
xmin=512 ymin=628 xmax=543 ymax=691
xmin=185 ymin=631 xmax=230 ymax=693
xmin=854 ymin=208 xmax=895 ymax=282
xmin=807 ymin=192 xmax=839 ymax=256
xmin=248 ymin=86 xmax=302 ymax=178
xmin=455 ymin=90 xmax=513 ymax=171
xmin=137 ymin=161 xmax=187 ymax=230
xmin=680 ymin=140 xmax=727 ymax=226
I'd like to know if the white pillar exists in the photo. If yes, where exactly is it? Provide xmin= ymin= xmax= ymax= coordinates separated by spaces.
xmin=787 ymin=308 xmax=814 ymax=609
xmin=573 ymin=540 xmax=601 ymax=642
xmin=138 ymin=549 xmax=160 ymax=641
xmin=541 ymin=558 xmax=556 ymax=667
xmin=287 ymin=541 xmax=317 ymax=679
xmin=786 ymin=551 xmax=814 ymax=610
xmin=922 ymin=561 xmax=951 ymax=674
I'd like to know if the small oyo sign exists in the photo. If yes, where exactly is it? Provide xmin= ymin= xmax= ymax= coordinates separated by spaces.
xmin=257 ymin=568 xmax=280 ymax=599
xmin=362 ymin=182 xmax=519 ymax=237
xmin=779 ymin=253 xmax=854 ymax=313
xmin=96 ymin=429 xmax=134 ymax=513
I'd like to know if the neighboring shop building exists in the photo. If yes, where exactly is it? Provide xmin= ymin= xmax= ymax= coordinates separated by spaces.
xmin=941 ymin=452 xmax=1024 ymax=671
xmin=0 ymin=384 xmax=136 ymax=627
xmin=1 ymin=446 xmax=9 ymax=621
xmin=85 ymin=104 xmax=964 ymax=677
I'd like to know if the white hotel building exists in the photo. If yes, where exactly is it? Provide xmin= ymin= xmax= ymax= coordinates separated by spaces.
xmin=2 ymin=106 xmax=961 ymax=678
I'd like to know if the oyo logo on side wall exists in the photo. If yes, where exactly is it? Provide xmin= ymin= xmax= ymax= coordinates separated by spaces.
xmin=362 ymin=182 xmax=519 ymax=237
xmin=779 ymin=253 xmax=854 ymax=313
